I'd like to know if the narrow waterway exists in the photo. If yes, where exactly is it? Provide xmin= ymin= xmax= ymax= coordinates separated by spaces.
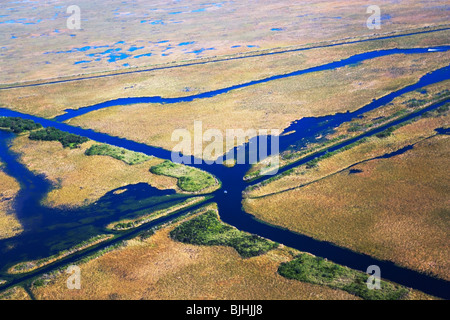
xmin=53 ymin=46 xmax=450 ymax=121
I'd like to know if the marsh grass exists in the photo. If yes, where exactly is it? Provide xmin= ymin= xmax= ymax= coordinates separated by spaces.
xmin=170 ymin=210 xmax=278 ymax=258
xmin=85 ymin=143 xmax=152 ymax=165
xmin=0 ymin=286 xmax=31 ymax=300
xmin=27 ymin=209 xmax=360 ymax=300
xmin=247 ymin=82 xmax=450 ymax=180
xmin=20 ymin=204 xmax=435 ymax=300
xmin=150 ymin=160 xmax=219 ymax=193
xmin=0 ymin=168 xmax=22 ymax=239
xmin=246 ymin=86 xmax=450 ymax=197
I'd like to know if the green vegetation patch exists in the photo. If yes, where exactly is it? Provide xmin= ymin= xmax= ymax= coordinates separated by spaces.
xmin=150 ymin=160 xmax=217 ymax=192
xmin=278 ymin=254 xmax=409 ymax=300
xmin=375 ymin=127 xmax=395 ymax=139
xmin=0 ymin=117 xmax=42 ymax=133
xmin=170 ymin=210 xmax=278 ymax=258
xmin=85 ymin=143 xmax=151 ymax=165
xmin=29 ymin=127 xmax=88 ymax=149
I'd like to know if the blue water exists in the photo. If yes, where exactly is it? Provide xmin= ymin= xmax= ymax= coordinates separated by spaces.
xmin=134 ymin=52 xmax=153 ymax=59
xmin=73 ymin=60 xmax=91 ymax=65
xmin=186 ymin=47 xmax=215 ymax=55
xmin=1 ymin=44 xmax=450 ymax=298
xmin=192 ymin=8 xmax=206 ymax=13
xmin=107 ymin=52 xmax=130 ymax=63
xmin=178 ymin=41 xmax=195 ymax=46
xmin=128 ymin=46 xmax=144 ymax=52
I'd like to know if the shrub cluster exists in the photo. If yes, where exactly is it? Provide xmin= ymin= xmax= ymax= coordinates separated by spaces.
xmin=170 ymin=210 xmax=278 ymax=258
xmin=0 ymin=117 xmax=42 ymax=133
xmin=375 ymin=127 xmax=395 ymax=139
xmin=29 ymin=127 xmax=88 ymax=148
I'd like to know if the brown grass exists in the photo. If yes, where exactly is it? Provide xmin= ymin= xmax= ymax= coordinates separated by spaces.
xmin=0 ymin=167 xmax=22 ymax=239
xmin=0 ymin=286 xmax=31 ymax=300
xmin=0 ymin=204 xmax=433 ymax=300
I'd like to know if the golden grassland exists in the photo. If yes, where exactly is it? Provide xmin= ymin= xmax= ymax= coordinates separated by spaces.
xmin=1 ymin=28 xmax=449 ymax=119
xmin=1 ymin=0 xmax=448 ymax=84
xmin=247 ymin=99 xmax=450 ymax=197
xmin=9 ymin=136 xmax=179 ymax=208
xmin=0 ymin=167 xmax=22 ymax=239
xmin=244 ymin=128 xmax=450 ymax=280
xmin=67 ymin=50 xmax=450 ymax=160
xmin=0 ymin=286 xmax=31 ymax=300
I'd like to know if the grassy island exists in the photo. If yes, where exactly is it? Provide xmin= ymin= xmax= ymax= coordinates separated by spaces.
xmin=150 ymin=160 xmax=219 ymax=192
xmin=170 ymin=210 xmax=278 ymax=258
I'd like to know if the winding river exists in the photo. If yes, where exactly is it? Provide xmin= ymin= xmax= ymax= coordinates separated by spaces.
xmin=0 ymin=45 xmax=449 ymax=299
